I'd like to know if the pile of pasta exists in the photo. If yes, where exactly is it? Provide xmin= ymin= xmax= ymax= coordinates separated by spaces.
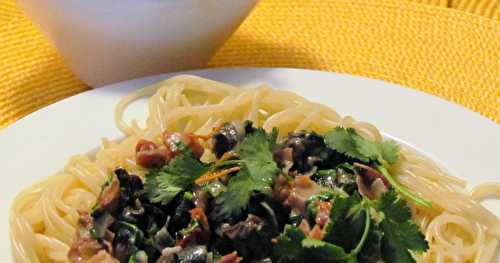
xmin=11 ymin=75 xmax=500 ymax=262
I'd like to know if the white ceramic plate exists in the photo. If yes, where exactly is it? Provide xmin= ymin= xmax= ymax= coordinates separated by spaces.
xmin=0 ymin=68 xmax=499 ymax=261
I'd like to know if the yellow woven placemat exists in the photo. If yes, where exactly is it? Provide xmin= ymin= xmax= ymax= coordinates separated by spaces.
xmin=1 ymin=0 xmax=499 ymax=129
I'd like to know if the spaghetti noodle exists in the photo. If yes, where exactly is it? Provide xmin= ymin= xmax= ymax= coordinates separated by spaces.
xmin=10 ymin=75 xmax=500 ymax=262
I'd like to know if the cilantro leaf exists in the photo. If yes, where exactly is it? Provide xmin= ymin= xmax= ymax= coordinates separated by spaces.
xmin=358 ymin=223 xmax=383 ymax=262
xmin=380 ymin=140 xmax=399 ymax=165
xmin=145 ymin=155 xmax=210 ymax=204
xmin=353 ymin=135 xmax=381 ymax=162
xmin=325 ymin=127 xmax=431 ymax=208
xmin=324 ymin=194 xmax=367 ymax=252
xmin=324 ymin=128 xmax=366 ymax=162
xmin=301 ymin=239 xmax=352 ymax=263
xmin=274 ymin=226 xmax=352 ymax=263
xmin=378 ymin=190 xmax=429 ymax=263
xmin=381 ymin=220 xmax=428 ymax=263
xmin=215 ymin=128 xmax=279 ymax=218
xmin=213 ymin=172 xmax=266 ymax=217
xmin=273 ymin=225 xmax=307 ymax=262
xmin=238 ymin=127 xmax=279 ymax=185
xmin=321 ymin=193 xmax=374 ymax=261
xmin=324 ymin=127 xmax=399 ymax=165
xmin=378 ymin=190 xmax=411 ymax=222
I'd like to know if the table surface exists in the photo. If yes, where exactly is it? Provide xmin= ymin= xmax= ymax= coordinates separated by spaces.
xmin=0 ymin=0 xmax=499 ymax=129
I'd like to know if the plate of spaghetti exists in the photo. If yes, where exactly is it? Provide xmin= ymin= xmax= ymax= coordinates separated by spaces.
xmin=1 ymin=68 xmax=499 ymax=263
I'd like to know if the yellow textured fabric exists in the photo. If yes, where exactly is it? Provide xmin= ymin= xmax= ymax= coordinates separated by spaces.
xmin=0 ymin=0 xmax=499 ymax=129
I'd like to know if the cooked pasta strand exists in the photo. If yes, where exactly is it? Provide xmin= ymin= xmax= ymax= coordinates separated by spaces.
xmin=10 ymin=75 xmax=500 ymax=262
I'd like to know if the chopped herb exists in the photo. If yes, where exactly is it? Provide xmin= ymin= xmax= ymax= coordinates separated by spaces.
xmin=183 ymin=191 xmax=194 ymax=201
xmin=214 ymin=173 xmax=265 ymax=218
xmin=144 ymin=155 xmax=210 ymax=205
xmin=215 ymin=128 xmax=280 ymax=218
xmin=179 ymin=219 xmax=200 ymax=237
xmin=317 ymin=169 xmax=337 ymax=178
xmin=377 ymin=190 xmax=429 ymax=263
xmin=324 ymin=128 xmax=364 ymax=162
xmin=273 ymin=225 xmax=306 ymax=262
xmin=305 ymin=192 xmax=336 ymax=225
xmin=324 ymin=194 xmax=365 ymax=251
xmin=312 ymin=169 xmax=337 ymax=188
xmin=380 ymin=140 xmax=399 ymax=165
xmin=336 ymin=162 xmax=355 ymax=172
xmin=78 ymin=125 xmax=431 ymax=263
xmin=325 ymin=127 xmax=431 ymax=207
xmin=358 ymin=224 xmax=383 ymax=262
xmin=324 ymin=127 xmax=399 ymax=165
xmin=376 ymin=165 xmax=431 ymax=208
xmin=273 ymin=226 xmax=353 ymax=263
xmin=301 ymin=239 xmax=352 ymax=263
xmin=238 ymin=128 xmax=279 ymax=186
xmin=276 ymin=191 xmax=426 ymax=263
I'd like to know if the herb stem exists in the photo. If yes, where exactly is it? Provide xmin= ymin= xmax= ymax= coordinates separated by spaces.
xmin=376 ymin=164 xmax=432 ymax=208
xmin=260 ymin=201 xmax=279 ymax=234
xmin=350 ymin=207 xmax=371 ymax=256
